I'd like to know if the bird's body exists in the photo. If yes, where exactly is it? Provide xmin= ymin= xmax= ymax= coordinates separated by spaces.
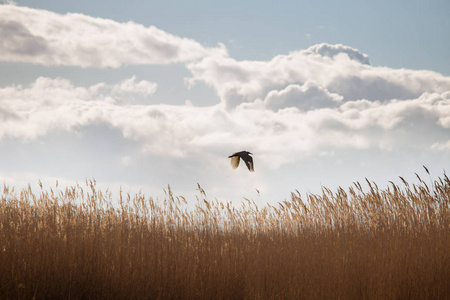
xmin=228 ymin=151 xmax=254 ymax=172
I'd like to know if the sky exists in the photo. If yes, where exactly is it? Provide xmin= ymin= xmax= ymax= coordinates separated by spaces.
xmin=1 ymin=0 xmax=449 ymax=204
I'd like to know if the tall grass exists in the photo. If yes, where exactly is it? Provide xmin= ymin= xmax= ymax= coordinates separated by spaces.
xmin=1 ymin=170 xmax=449 ymax=299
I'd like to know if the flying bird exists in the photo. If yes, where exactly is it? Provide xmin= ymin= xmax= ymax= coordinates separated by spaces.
xmin=228 ymin=151 xmax=254 ymax=172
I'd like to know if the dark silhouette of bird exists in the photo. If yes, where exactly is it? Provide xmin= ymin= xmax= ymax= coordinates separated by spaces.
xmin=228 ymin=151 xmax=254 ymax=172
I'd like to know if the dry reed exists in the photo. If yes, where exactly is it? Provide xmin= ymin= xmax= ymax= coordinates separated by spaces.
xmin=1 ymin=170 xmax=449 ymax=299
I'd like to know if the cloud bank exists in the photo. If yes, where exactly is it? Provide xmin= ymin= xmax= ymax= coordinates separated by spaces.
xmin=1 ymin=74 xmax=449 ymax=169
xmin=0 ymin=4 xmax=226 ymax=67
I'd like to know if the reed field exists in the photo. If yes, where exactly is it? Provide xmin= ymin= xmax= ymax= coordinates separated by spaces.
xmin=1 ymin=169 xmax=449 ymax=299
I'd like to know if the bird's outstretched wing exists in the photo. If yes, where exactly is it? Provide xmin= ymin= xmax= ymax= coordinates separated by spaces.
xmin=242 ymin=154 xmax=254 ymax=172
xmin=230 ymin=156 xmax=240 ymax=169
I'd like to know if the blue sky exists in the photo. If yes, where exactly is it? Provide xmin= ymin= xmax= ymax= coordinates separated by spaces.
xmin=1 ymin=0 xmax=449 ymax=203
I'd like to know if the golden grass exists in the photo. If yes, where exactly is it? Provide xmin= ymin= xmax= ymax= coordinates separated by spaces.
xmin=1 ymin=170 xmax=449 ymax=299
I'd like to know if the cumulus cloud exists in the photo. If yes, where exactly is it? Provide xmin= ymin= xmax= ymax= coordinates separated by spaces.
xmin=90 ymin=76 xmax=158 ymax=103
xmin=0 ymin=4 xmax=226 ymax=67
xmin=262 ymin=81 xmax=343 ymax=111
xmin=186 ymin=43 xmax=450 ymax=109
xmin=112 ymin=76 xmax=158 ymax=96
xmin=304 ymin=43 xmax=371 ymax=65
xmin=0 ymin=76 xmax=159 ymax=139
xmin=1 ymin=76 xmax=449 ymax=169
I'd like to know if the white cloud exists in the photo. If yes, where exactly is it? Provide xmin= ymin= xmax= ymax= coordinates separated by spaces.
xmin=89 ymin=76 xmax=158 ymax=104
xmin=262 ymin=81 xmax=343 ymax=111
xmin=303 ymin=43 xmax=371 ymax=65
xmin=1 ymin=76 xmax=449 ymax=170
xmin=112 ymin=76 xmax=158 ymax=96
xmin=0 ymin=4 xmax=226 ymax=67
xmin=431 ymin=140 xmax=450 ymax=151
xmin=0 ymin=76 xmax=159 ymax=139
xmin=186 ymin=43 xmax=450 ymax=109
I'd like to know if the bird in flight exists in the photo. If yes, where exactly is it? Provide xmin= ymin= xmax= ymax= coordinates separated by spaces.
xmin=228 ymin=151 xmax=254 ymax=172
